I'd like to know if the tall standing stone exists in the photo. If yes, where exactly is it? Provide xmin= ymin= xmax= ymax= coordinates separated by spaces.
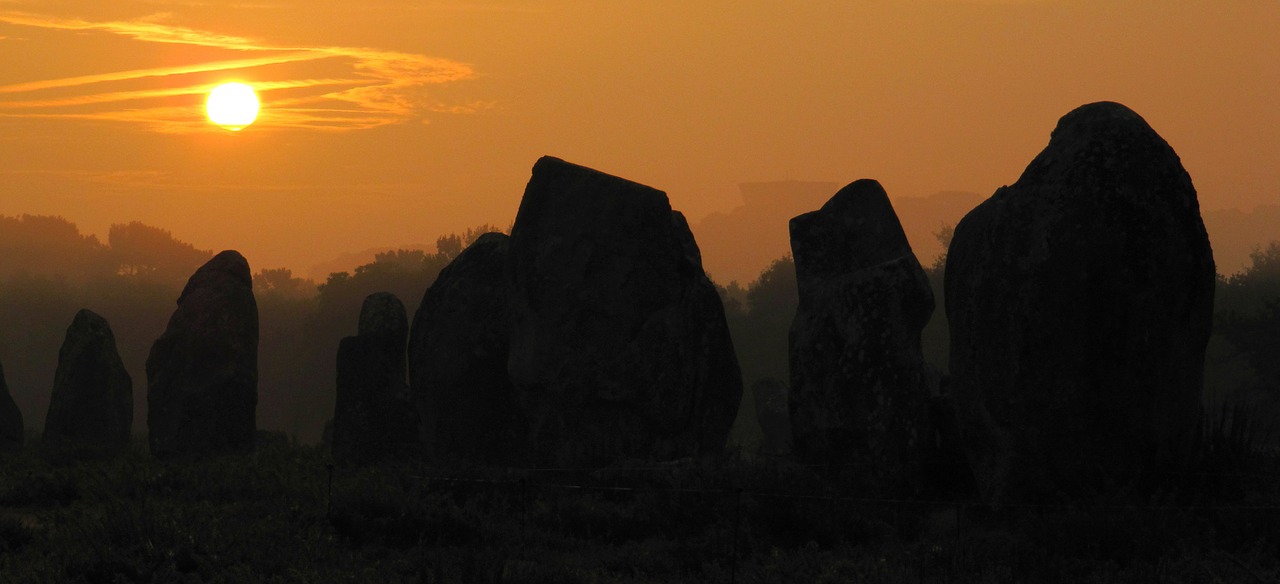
xmin=945 ymin=102 xmax=1215 ymax=504
xmin=333 ymin=292 xmax=418 ymax=462
xmin=788 ymin=180 xmax=935 ymax=491
xmin=44 ymin=309 xmax=132 ymax=451
xmin=0 ymin=358 xmax=21 ymax=452
xmin=409 ymin=233 xmax=526 ymax=465
xmin=147 ymin=250 xmax=258 ymax=458
xmin=506 ymin=156 xmax=742 ymax=466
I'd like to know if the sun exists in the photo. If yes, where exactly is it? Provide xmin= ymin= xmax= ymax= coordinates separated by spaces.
xmin=206 ymin=82 xmax=260 ymax=131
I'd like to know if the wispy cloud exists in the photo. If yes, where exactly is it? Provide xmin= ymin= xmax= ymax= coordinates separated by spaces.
xmin=0 ymin=11 xmax=480 ymax=132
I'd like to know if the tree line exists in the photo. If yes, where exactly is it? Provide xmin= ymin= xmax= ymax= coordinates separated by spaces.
xmin=0 ymin=214 xmax=498 ymax=442
xmin=1 ymin=214 xmax=1277 ymax=448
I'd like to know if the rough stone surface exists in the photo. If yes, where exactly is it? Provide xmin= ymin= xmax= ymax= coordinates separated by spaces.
xmin=409 ymin=233 xmax=525 ymax=465
xmin=333 ymin=292 xmax=419 ymax=462
xmin=752 ymin=377 xmax=793 ymax=457
xmin=506 ymin=156 xmax=743 ymax=466
xmin=788 ymin=179 xmax=935 ymax=491
xmin=147 ymin=250 xmax=258 ymax=458
xmin=43 ymin=309 xmax=133 ymax=451
xmin=0 ymin=359 xmax=21 ymax=453
xmin=945 ymin=102 xmax=1215 ymax=504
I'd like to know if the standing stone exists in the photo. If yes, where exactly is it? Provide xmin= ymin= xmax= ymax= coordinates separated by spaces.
xmin=410 ymin=233 xmax=526 ymax=465
xmin=333 ymin=292 xmax=418 ymax=462
xmin=945 ymin=102 xmax=1215 ymax=504
xmin=506 ymin=156 xmax=743 ymax=466
xmin=788 ymin=179 xmax=935 ymax=491
xmin=43 ymin=309 xmax=132 ymax=451
xmin=0 ymin=359 xmax=21 ymax=452
xmin=752 ymin=377 xmax=793 ymax=457
xmin=147 ymin=250 xmax=258 ymax=458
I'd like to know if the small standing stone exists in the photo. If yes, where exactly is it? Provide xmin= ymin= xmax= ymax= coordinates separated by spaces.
xmin=333 ymin=292 xmax=419 ymax=462
xmin=43 ymin=309 xmax=132 ymax=451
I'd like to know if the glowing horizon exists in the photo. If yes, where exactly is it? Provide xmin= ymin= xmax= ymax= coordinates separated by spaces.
xmin=0 ymin=1 xmax=1275 ymax=283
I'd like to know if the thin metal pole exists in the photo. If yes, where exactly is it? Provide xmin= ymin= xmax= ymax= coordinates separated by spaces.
xmin=326 ymin=462 xmax=334 ymax=517
xmin=730 ymin=487 xmax=743 ymax=584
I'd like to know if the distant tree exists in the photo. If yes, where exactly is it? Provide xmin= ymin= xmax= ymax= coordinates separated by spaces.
xmin=1218 ymin=242 xmax=1280 ymax=316
xmin=715 ymin=280 xmax=748 ymax=318
xmin=747 ymin=256 xmax=798 ymax=327
xmin=716 ymin=259 xmax=796 ymax=455
xmin=254 ymin=268 xmax=316 ymax=300
xmin=1216 ymin=241 xmax=1280 ymax=397
xmin=727 ymin=256 xmax=797 ymax=386
xmin=0 ymin=214 xmax=111 ymax=281
xmin=921 ymin=224 xmax=952 ymax=371
xmin=930 ymin=223 xmax=954 ymax=273
xmin=435 ymin=223 xmax=505 ymax=261
xmin=108 ymin=221 xmax=212 ymax=285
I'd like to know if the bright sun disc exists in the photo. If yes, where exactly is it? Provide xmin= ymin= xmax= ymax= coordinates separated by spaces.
xmin=206 ymin=82 xmax=260 ymax=130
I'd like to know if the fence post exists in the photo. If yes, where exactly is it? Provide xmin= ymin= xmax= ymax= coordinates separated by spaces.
xmin=520 ymin=478 xmax=529 ymax=545
xmin=953 ymin=502 xmax=963 ymax=574
xmin=325 ymin=462 xmax=334 ymax=518
xmin=730 ymin=487 xmax=743 ymax=584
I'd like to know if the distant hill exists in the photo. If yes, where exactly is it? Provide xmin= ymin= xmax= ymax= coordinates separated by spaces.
xmin=693 ymin=181 xmax=837 ymax=285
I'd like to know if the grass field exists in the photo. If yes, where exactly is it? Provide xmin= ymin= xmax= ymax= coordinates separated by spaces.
xmin=2 ymin=434 xmax=1280 ymax=583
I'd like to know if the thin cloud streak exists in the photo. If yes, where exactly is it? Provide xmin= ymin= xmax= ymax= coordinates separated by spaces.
xmin=0 ymin=11 xmax=479 ymax=132
xmin=0 ymin=51 xmax=326 ymax=94
xmin=1 ymin=78 xmax=366 ymax=109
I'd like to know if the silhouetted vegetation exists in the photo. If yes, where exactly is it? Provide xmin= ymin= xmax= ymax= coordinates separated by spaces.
xmin=1217 ymin=243 xmax=1280 ymax=401
xmin=0 ymin=215 xmax=504 ymax=442
xmin=2 ymin=437 xmax=1280 ymax=582
xmin=2 ymin=213 xmax=1277 ymax=455
xmin=717 ymin=256 xmax=797 ymax=452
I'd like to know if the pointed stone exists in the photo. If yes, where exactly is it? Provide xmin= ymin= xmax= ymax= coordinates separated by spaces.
xmin=788 ymin=179 xmax=935 ymax=491
xmin=147 ymin=250 xmax=258 ymax=458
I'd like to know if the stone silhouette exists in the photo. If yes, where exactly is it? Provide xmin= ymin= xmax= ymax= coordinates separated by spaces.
xmin=0 ymin=358 xmax=21 ymax=452
xmin=409 ymin=233 xmax=526 ymax=465
xmin=506 ymin=156 xmax=743 ymax=466
xmin=43 ymin=309 xmax=132 ymax=451
xmin=788 ymin=179 xmax=936 ymax=491
xmin=333 ymin=292 xmax=419 ymax=462
xmin=147 ymin=250 xmax=259 ymax=458
xmin=945 ymin=102 xmax=1215 ymax=504
xmin=752 ymin=377 xmax=793 ymax=457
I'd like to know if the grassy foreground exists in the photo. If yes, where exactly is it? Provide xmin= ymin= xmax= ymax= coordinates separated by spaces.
xmin=2 ymin=436 xmax=1280 ymax=583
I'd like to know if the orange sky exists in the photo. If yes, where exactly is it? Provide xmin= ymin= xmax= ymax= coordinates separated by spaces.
xmin=1 ymin=0 xmax=1276 ymax=282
